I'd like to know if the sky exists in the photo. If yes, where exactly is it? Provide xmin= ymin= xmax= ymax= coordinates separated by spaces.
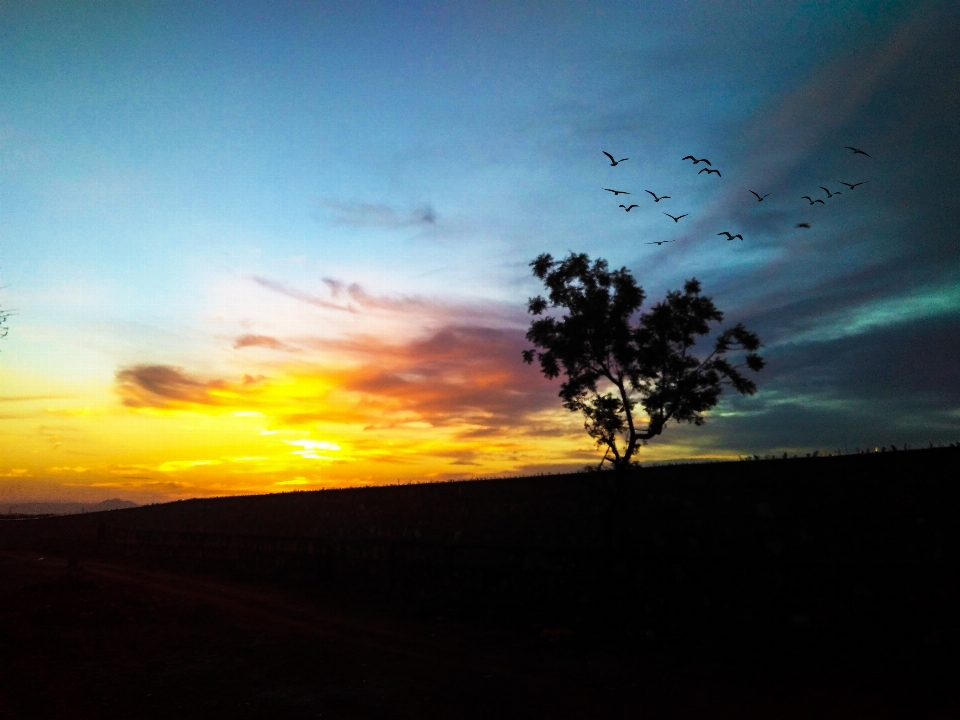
xmin=1 ymin=0 xmax=958 ymax=504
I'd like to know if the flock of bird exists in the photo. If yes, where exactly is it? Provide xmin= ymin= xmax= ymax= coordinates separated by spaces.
xmin=600 ymin=147 xmax=872 ymax=246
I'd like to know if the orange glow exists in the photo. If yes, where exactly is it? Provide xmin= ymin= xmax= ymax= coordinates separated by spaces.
xmin=1 ymin=316 xmax=737 ymax=505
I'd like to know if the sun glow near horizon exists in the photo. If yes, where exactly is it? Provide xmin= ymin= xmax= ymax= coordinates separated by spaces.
xmin=0 ymin=300 xmax=612 ymax=502
xmin=0 ymin=320 xmax=738 ymax=504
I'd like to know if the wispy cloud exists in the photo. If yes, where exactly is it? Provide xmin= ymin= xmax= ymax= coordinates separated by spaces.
xmin=250 ymin=275 xmax=525 ymax=327
xmin=321 ymin=278 xmax=435 ymax=313
xmin=233 ymin=334 xmax=297 ymax=352
xmin=250 ymin=277 xmax=355 ymax=313
xmin=316 ymin=200 xmax=437 ymax=229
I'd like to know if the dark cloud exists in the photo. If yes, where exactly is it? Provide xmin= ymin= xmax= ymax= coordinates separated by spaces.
xmin=766 ymin=313 xmax=960 ymax=406
xmin=686 ymin=312 xmax=960 ymax=453
xmin=645 ymin=11 xmax=960 ymax=431
xmin=690 ymin=395 xmax=960 ymax=456
xmin=115 ymin=365 xmax=263 ymax=408
xmin=316 ymin=200 xmax=437 ymax=229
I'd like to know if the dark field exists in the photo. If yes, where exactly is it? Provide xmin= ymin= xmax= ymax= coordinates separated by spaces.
xmin=1 ymin=448 xmax=958 ymax=718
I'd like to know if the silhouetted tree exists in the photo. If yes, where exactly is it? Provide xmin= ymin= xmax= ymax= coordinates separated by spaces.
xmin=523 ymin=252 xmax=764 ymax=470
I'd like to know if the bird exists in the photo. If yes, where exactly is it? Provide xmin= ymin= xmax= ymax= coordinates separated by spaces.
xmin=646 ymin=240 xmax=675 ymax=246
xmin=795 ymin=223 xmax=810 ymax=228
xmin=801 ymin=196 xmax=825 ymax=205
xmin=663 ymin=212 xmax=688 ymax=222
xmin=603 ymin=151 xmax=628 ymax=166
xmin=619 ymin=204 xmax=639 ymax=212
xmin=819 ymin=186 xmax=841 ymax=199
xmin=717 ymin=232 xmax=743 ymax=241
xmin=845 ymin=146 xmax=871 ymax=157
xmin=682 ymin=156 xmax=711 ymax=165
xmin=750 ymin=191 xmax=770 ymax=202
xmin=603 ymin=188 xmax=631 ymax=195
xmin=645 ymin=190 xmax=670 ymax=202
xmin=838 ymin=181 xmax=868 ymax=190
xmin=698 ymin=168 xmax=721 ymax=176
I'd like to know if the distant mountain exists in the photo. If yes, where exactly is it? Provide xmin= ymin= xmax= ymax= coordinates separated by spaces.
xmin=1 ymin=499 xmax=139 ymax=516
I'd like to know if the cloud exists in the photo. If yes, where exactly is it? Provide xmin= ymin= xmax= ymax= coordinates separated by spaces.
xmin=679 ymin=310 xmax=960 ymax=455
xmin=287 ymin=439 xmax=341 ymax=460
xmin=0 ymin=469 xmax=30 ymax=477
xmin=317 ymin=200 xmax=437 ymax=229
xmin=646 ymin=11 xmax=960 ymax=361
xmin=662 ymin=13 xmax=931 ymax=248
xmin=765 ymin=312 xmax=960 ymax=407
xmin=281 ymin=325 xmax=562 ymax=433
xmin=250 ymin=275 xmax=434 ymax=316
xmin=116 ymin=324 xmax=559 ymax=436
xmin=321 ymin=278 xmax=435 ymax=313
xmin=108 ymin=317 xmax=602 ymax=483
xmin=250 ymin=277 xmax=354 ymax=313
xmin=157 ymin=459 xmax=223 ymax=472
xmin=115 ymin=365 xmax=265 ymax=409
xmin=233 ymin=334 xmax=296 ymax=352
xmin=252 ymin=274 xmax=525 ymax=326
xmin=332 ymin=325 xmax=558 ymax=428
xmin=275 ymin=477 xmax=312 ymax=485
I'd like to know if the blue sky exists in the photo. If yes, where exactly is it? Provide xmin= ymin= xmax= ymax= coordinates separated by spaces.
xmin=1 ymin=1 xmax=958 ymax=502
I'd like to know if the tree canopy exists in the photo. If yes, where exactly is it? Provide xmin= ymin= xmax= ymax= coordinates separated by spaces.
xmin=523 ymin=252 xmax=764 ymax=470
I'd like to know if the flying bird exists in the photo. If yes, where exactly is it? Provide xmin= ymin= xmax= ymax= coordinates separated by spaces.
xmin=795 ymin=223 xmax=810 ymax=228
xmin=845 ymin=146 xmax=871 ymax=157
xmin=682 ymin=156 xmax=712 ymax=165
xmin=838 ymin=181 xmax=868 ymax=190
xmin=698 ymin=168 xmax=721 ymax=176
xmin=603 ymin=188 xmax=631 ymax=195
xmin=619 ymin=204 xmax=639 ymax=212
xmin=801 ymin=196 xmax=825 ymax=205
xmin=646 ymin=240 xmax=676 ymax=246
xmin=717 ymin=232 xmax=743 ymax=241
xmin=663 ymin=212 xmax=688 ymax=222
xmin=645 ymin=190 xmax=670 ymax=202
xmin=819 ymin=186 xmax=842 ymax=199
xmin=750 ymin=191 xmax=770 ymax=202
xmin=603 ymin=151 xmax=628 ymax=166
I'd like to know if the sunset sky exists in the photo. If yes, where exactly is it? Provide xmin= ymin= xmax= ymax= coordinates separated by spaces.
xmin=2 ymin=1 xmax=958 ymax=504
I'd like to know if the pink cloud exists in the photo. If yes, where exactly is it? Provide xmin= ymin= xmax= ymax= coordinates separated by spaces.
xmin=233 ymin=334 xmax=296 ymax=352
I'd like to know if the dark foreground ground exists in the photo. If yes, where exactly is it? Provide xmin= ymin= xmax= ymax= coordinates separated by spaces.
xmin=0 ymin=550 xmax=956 ymax=719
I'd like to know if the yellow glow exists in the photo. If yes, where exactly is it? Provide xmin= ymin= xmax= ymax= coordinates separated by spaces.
xmin=276 ymin=477 xmax=312 ymax=486
xmin=0 ymin=334 xmax=728 ymax=505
